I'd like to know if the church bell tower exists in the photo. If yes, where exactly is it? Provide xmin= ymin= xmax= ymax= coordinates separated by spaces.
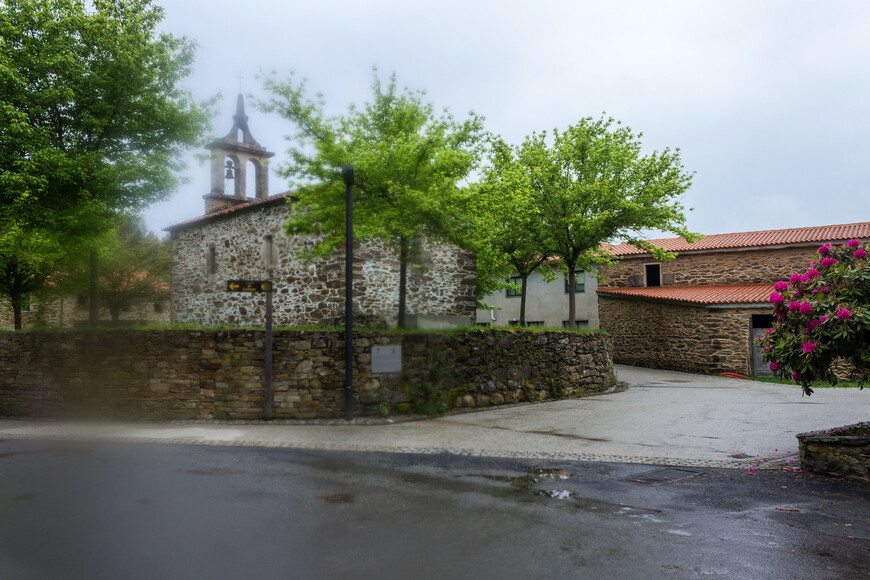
xmin=203 ymin=94 xmax=276 ymax=214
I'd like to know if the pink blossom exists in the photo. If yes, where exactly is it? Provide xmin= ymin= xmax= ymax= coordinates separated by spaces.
xmin=769 ymin=292 xmax=786 ymax=305
xmin=800 ymin=274 xmax=810 ymax=283
xmin=774 ymin=281 xmax=788 ymax=292
xmin=802 ymin=341 xmax=817 ymax=354
xmin=788 ymin=301 xmax=801 ymax=311
xmin=820 ymin=257 xmax=838 ymax=268
xmin=846 ymin=239 xmax=860 ymax=248
xmin=792 ymin=372 xmax=801 ymax=382
xmin=799 ymin=302 xmax=813 ymax=315
xmin=812 ymin=286 xmax=829 ymax=294
xmin=790 ymin=274 xmax=802 ymax=284
xmin=855 ymin=249 xmax=867 ymax=259
xmin=806 ymin=268 xmax=820 ymax=279
xmin=837 ymin=308 xmax=852 ymax=320
xmin=769 ymin=362 xmax=781 ymax=372
xmin=818 ymin=243 xmax=832 ymax=255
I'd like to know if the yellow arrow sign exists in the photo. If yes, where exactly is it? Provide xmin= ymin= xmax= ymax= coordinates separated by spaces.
xmin=226 ymin=280 xmax=274 ymax=293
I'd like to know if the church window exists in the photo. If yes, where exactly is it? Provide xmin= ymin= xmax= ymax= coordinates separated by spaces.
xmin=207 ymin=244 xmax=217 ymax=275
xmin=262 ymin=235 xmax=275 ymax=269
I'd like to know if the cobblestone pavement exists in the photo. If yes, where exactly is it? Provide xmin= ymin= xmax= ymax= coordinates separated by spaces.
xmin=0 ymin=365 xmax=865 ymax=469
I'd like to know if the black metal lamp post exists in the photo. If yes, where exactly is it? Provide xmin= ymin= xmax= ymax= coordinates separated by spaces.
xmin=342 ymin=165 xmax=354 ymax=421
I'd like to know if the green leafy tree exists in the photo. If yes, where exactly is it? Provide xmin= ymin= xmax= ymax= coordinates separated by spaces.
xmin=759 ymin=240 xmax=870 ymax=395
xmin=258 ymin=70 xmax=486 ymax=327
xmin=487 ymin=116 xmax=697 ymax=327
xmin=0 ymin=225 xmax=68 ymax=330
xmin=82 ymin=219 xmax=170 ymax=323
xmin=0 ymin=0 xmax=210 ymax=321
xmin=471 ymin=140 xmax=554 ymax=323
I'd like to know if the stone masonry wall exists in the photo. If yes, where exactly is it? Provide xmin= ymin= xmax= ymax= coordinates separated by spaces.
xmin=170 ymin=203 xmax=477 ymax=327
xmin=0 ymin=329 xmax=613 ymax=420
xmin=797 ymin=423 xmax=870 ymax=484
xmin=598 ymin=295 xmax=768 ymax=375
xmin=598 ymin=246 xmax=818 ymax=288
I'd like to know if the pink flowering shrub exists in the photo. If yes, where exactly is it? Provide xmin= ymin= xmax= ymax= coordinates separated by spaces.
xmin=759 ymin=239 xmax=870 ymax=395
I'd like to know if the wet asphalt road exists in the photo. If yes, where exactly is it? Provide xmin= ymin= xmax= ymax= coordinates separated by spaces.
xmin=1 ymin=440 xmax=868 ymax=579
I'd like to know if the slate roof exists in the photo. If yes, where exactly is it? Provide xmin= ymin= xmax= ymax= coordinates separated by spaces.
xmin=605 ymin=222 xmax=870 ymax=256
xmin=596 ymin=283 xmax=774 ymax=305
xmin=164 ymin=191 xmax=294 ymax=233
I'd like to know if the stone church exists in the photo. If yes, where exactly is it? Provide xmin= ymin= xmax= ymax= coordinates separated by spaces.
xmin=165 ymin=96 xmax=477 ymax=328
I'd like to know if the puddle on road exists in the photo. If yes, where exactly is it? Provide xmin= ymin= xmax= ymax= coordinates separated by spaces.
xmin=536 ymin=489 xmax=575 ymax=500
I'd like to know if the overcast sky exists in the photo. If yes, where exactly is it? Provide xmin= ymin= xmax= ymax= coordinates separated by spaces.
xmin=144 ymin=0 xmax=870 ymax=240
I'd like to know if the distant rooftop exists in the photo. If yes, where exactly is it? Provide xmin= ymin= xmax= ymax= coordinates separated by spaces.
xmin=597 ymin=283 xmax=774 ymax=305
xmin=605 ymin=222 xmax=870 ymax=256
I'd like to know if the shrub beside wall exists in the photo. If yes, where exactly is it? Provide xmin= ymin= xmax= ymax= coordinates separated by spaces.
xmin=0 ymin=329 xmax=613 ymax=420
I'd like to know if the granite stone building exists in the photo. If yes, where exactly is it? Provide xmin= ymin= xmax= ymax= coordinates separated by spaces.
xmin=596 ymin=222 xmax=870 ymax=376
xmin=165 ymin=96 xmax=477 ymax=328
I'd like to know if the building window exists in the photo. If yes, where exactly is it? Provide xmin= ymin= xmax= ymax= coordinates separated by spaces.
xmin=509 ymin=320 xmax=544 ymax=328
xmin=21 ymin=295 xmax=31 ymax=312
xmin=506 ymin=275 xmax=522 ymax=297
xmin=262 ymin=234 xmax=275 ymax=269
xmin=645 ymin=263 xmax=661 ymax=287
xmin=475 ymin=322 xmax=490 ymax=327
xmin=207 ymin=244 xmax=217 ymax=276
xmin=564 ymin=270 xmax=586 ymax=293
xmin=153 ymin=302 xmax=164 ymax=313
xmin=76 ymin=294 xmax=88 ymax=307
xmin=562 ymin=320 xmax=589 ymax=329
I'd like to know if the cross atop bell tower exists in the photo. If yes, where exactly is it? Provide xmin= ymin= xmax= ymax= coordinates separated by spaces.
xmin=203 ymin=94 xmax=276 ymax=214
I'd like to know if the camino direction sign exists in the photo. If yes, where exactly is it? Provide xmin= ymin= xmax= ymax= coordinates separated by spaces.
xmin=226 ymin=280 xmax=273 ymax=293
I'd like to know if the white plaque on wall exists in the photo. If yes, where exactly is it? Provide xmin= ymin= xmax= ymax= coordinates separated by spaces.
xmin=372 ymin=345 xmax=402 ymax=373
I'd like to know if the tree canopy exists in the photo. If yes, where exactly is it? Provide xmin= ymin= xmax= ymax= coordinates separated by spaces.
xmin=0 ymin=0 xmax=209 ymax=234
xmin=0 ymin=224 xmax=68 ymax=330
xmin=483 ymin=116 xmax=698 ymax=326
xmin=66 ymin=218 xmax=170 ymax=323
xmin=258 ymin=70 xmax=486 ymax=327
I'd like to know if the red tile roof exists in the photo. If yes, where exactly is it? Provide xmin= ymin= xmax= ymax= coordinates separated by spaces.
xmin=605 ymin=222 xmax=870 ymax=256
xmin=164 ymin=191 xmax=295 ymax=233
xmin=597 ymin=283 xmax=774 ymax=305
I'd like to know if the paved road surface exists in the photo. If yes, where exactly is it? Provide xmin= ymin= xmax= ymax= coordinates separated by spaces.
xmin=1 ymin=441 xmax=868 ymax=579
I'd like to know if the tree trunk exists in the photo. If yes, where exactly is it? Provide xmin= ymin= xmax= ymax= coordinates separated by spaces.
xmin=12 ymin=304 xmax=21 ymax=330
xmin=89 ymin=248 xmax=99 ymax=326
xmin=398 ymin=237 xmax=408 ymax=329
xmin=567 ymin=265 xmax=576 ymax=328
xmin=519 ymin=275 xmax=528 ymax=325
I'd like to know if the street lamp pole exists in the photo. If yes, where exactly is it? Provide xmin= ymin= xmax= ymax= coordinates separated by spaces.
xmin=342 ymin=165 xmax=354 ymax=421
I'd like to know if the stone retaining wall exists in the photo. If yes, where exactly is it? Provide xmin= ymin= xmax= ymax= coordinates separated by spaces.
xmin=797 ymin=423 xmax=870 ymax=484
xmin=0 ymin=329 xmax=613 ymax=420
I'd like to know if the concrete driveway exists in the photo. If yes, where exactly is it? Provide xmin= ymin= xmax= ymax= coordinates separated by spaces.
xmin=0 ymin=365 xmax=866 ymax=468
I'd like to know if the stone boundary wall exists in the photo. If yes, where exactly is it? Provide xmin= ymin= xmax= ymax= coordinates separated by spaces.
xmin=798 ymin=423 xmax=870 ymax=484
xmin=598 ymin=296 xmax=767 ymax=375
xmin=0 ymin=329 xmax=613 ymax=420
xmin=599 ymin=246 xmax=817 ymax=288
